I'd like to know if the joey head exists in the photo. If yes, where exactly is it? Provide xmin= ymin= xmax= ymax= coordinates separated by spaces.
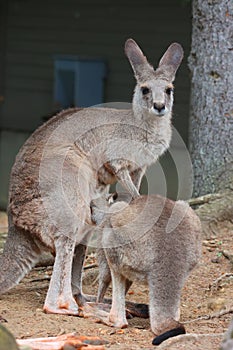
xmin=0 ymin=39 xmax=183 ymax=316
xmin=90 ymin=193 xmax=202 ymax=345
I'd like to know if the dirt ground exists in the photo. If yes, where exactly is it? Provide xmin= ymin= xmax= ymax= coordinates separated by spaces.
xmin=0 ymin=217 xmax=232 ymax=349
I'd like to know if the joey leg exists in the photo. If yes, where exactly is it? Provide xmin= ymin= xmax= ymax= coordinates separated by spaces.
xmin=77 ymin=250 xmax=128 ymax=324
xmin=96 ymin=249 xmax=138 ymax=314
xmin=97 ymin=250 xmax=149 ymax=318
xmin=82 ymin=268 xmax=128 ymax=327
xmin=43 ymin=234 xmax=79 ymax=315
xmin=109 ymin=270 xmax=128 ymax=328
xmin=148 ymin=275 xmax=185 ymax=345
xmin=96 ymin=249 xmax=131 ymax=302
xmin=96 ymin=248 xmax=111 ymax=303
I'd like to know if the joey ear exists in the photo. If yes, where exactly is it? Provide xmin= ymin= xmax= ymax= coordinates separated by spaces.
xmin=156 ymin=43 xmax=184 ymax=81
xmin=108 ymin=192 xmax=118 ymax=205
xmin=125 ymin=38 xmax=153 ymax=80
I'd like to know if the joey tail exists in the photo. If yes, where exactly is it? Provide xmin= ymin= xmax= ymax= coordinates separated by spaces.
xmin=152 ymin=324 xmax=186 ymax=346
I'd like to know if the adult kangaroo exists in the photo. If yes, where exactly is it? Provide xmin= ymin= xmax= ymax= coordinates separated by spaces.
xmin=0 ymin=39 xmax=183 ymax=315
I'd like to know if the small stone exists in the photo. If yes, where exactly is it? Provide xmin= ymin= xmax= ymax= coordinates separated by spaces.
xmin=36 ymin=308 xmax=43 ymax=313
xmin=207 ymin=247 xmax=214 ymax=252
xmin=207 ymin=297 xmax=227 ymax=311
xmin=220 ymin=319 xmax=233 ymax=350
xmin=211 ymin=257 xmax=221 ymax=263
xmin=0 ymin=324 xmax=19 ymax=350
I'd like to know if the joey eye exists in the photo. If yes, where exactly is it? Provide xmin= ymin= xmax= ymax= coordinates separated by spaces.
xmin=165 ymin=87 xmax=173 ymax=95
xmin=141 ymin=87 xmax=150 ymax=95
xmin=112 ymin=192 xmax=118 ymax=201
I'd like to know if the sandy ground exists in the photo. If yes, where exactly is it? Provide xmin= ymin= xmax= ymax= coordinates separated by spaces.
xmin=0 ymin=213 xmax=232 ymax=349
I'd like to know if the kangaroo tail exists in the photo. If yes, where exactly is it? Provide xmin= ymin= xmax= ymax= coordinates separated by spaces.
xmin=0 ymin=228 xmax=42 ymax=294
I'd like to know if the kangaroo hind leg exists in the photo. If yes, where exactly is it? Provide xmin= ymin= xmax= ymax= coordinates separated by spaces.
xmin=43 ymin=233 xmax=79 ymax=315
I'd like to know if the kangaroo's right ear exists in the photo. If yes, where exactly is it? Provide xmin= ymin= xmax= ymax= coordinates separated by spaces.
xmin=125 ymin=38 xmax=154 ymax=81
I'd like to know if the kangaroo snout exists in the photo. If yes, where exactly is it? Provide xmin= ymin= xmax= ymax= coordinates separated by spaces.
xmin=153 ymin=102 xmax=166 ymax=116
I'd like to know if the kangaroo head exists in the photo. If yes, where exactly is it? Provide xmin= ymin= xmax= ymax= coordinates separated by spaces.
xmin=125 ymin=39 xmax=183 ymax=118
xmin=90 ymin=192 xmax=132 ymax=225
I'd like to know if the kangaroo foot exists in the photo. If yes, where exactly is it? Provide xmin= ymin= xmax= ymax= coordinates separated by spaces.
xmin=78 ymin=302 xmax=112 ymax=326
xmin=43 ymin=295 xmax=79 ymax=315
xmin=108 ymin=309 xmax=128 ymax=329
xmin=78 ymin=302 xmax=128 ymax=328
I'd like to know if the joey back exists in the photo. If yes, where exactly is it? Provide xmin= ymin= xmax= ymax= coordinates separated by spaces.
xmin=90 ymin=193 xmax=202 ymax=345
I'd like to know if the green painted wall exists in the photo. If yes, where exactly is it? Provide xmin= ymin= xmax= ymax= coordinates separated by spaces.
xmin=0 ymin=0 xmax=192 ymax=209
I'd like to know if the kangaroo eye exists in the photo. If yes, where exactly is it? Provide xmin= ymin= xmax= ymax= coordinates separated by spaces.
xmin=165 ymin=87 xmax=173 ymax=95
xmin=141 ymin=87 xmax=150 ymax=95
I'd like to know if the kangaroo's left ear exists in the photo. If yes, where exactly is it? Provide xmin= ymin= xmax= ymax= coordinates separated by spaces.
xmin=155 ymin=43 xmax=184 ymax=81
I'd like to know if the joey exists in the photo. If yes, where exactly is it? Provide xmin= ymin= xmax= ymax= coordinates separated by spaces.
xmin=91 ymin=193 xmax=202 ymax=345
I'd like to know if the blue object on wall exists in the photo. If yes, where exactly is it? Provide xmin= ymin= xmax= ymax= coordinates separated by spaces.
xmin=54 ymin=56 xmax=107 ymax=108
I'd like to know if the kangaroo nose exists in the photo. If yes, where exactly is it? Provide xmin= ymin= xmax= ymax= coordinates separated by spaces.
xmin=153 ymin=103 xmax=165 ymax=113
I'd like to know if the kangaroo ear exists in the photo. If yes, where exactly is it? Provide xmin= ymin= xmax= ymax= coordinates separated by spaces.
xmin=156 ymin=43 xmax=184 ymax=81
xmin=125 ymin=38 xmax=154 ymax=81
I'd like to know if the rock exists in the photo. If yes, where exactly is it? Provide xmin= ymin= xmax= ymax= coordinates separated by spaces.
xmin=222 ymin=250 xmax=233 ymax=269
xmin=207 ymin=298 xmax=227 ymax=311
xmin=220 ymin=319 xmax=233 ymax=350
xmin=0 ymin=324 xmax=19 ymax=350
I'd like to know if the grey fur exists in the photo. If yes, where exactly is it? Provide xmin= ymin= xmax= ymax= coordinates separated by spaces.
xmin=0 ymin=39 xmax=183 ymax=315
xmin=91 ymin=193 xmax=202 ymax=336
